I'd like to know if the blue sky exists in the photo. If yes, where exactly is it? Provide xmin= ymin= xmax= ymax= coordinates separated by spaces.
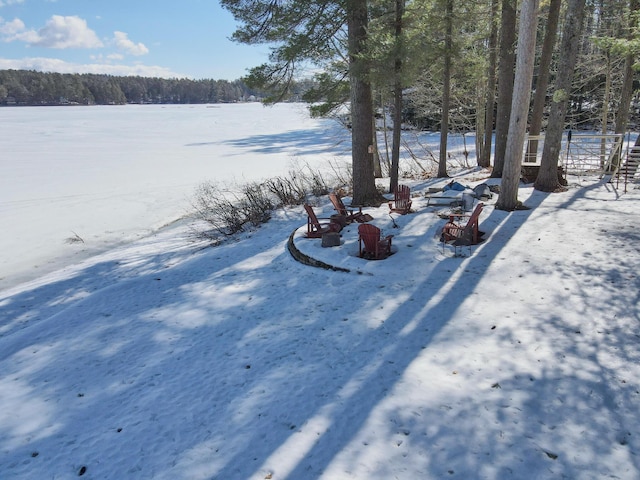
xmin=0 ymin=0 xmax=271 ymax=80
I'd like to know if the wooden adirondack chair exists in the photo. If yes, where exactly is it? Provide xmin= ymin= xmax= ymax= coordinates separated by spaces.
xmin=441 ymin=202 xmax=485 ymax=254
xmin=358 ymin=224 xmax=393 ymax=260
xmin=388 ymin=184 xmax=412 ymax=214
xmin=304 ymin=204 xmax=342 ymax=238
xmin=328 ymin=193 xmax=373 ymax=223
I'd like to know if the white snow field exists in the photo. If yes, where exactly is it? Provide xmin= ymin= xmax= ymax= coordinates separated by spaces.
xmin=0 ymin=103 xmax=349 ymax=291
xmin=1 ymin=103 xmax=639 ymax=479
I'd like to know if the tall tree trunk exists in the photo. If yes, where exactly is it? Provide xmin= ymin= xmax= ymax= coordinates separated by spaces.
xmin=609 ymin=0 xmax=640 ymax=171
xmin=438 ymin=0 xmax=453 ymax=178
xmin=526 ymin=0 xmax=561 ymax=163
xmin=390 ymin=0 xmax=405 ymax=193
xmin=600 ymin=52 xmax=612 ymax=165
xmin=479 ymin=0 xmax=499 ymax=168
xmin=535 ymin=0 xmax=587 ymax=192
xmin=614 ymin=0 xmax=640 ymax=137
xmin=381 ymin=98 xmax=392 ymax=173
xmin=615 ymin=53 xmax=635 ymax=137
xmin=348 ymin=0 xmax=383 ymax=205
xmin=372 ymin=113 xmax=383 ymax=177
xmin=492 ymin=0 xmax=517 ymax=177
xmin=497 ymin=0 xmax=540 ymax=210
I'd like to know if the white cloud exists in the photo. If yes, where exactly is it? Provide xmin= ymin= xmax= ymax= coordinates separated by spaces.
xmin=0 ymin=56 xmax=184 ymax=78
xmin=0 ymin=17 xmax=25 ymax=37
xmin=1 ymin=15 xmax=103 ymax=49
xmin=112 ymin=31 xmax=148 ymax=56
xmin=0 ymin=0 xmax=26 ymax=7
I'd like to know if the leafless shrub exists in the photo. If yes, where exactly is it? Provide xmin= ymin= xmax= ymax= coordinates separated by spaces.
xmin=240 ymin=181 xmax=274 ymax=226
xmin=191 ymin=163 xmax=344 ymax=241
xmin=192 ymin=182 xmax=246 ymax=237
xmin=304 ymin=167 xmax=329 ymax=197
xmin=327 ymin=158 xmax=353 ymax=191
xmin=191 ymin=180 xmax=276 ymax=240
xmin=264 ymin=161 xmax=337 ymax=206
xmin=401 ymin=137 xmax=437 ymax=178
xmin=263 ymin=176 xmax=306 ymax=206
xmin=287 ymin=160 xmax=331 ymax=197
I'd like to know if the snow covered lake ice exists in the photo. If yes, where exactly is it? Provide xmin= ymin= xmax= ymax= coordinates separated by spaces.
xmin=0 ymin=103 xmax=350 ymax=291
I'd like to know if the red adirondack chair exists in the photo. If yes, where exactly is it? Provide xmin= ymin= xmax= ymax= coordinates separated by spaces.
xmin=358 ymin=224 xmax=393 ymax=260
xmin=441 ymin=202 xmax=485 ymax=254
xmin=304 ymin=204 xmax=342 ymax=238
xmin=388 ymin=184 xmax=412 ymax=214
xmin=329 ymin=193 xmax=373 ymax=223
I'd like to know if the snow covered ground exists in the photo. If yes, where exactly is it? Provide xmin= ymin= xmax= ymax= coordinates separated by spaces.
xmin=1 ymin=104 xmax=639 ymax=479
xmin=0 ymin=103 xmax=350 ymax=291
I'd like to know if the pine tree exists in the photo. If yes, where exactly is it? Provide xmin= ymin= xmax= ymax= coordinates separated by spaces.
xmin=220 ymin=0 xmax=383 ymax=204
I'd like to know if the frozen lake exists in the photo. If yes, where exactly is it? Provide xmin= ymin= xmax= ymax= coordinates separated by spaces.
xmin=0 ymin=103 xmax=351 ymax=291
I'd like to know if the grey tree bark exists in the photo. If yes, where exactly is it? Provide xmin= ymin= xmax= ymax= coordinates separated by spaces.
xmin=389 ymin=0 xmax=405 ymax=193
xmin=491 ymin=0 xmax=517 ymax=177
xmin=534 ymin=0 xmax=587 ymax=192
xmin=348 ymin=0 xmax=384 ymax=205
xmin=438 ymin=0 xmax=453 ymax=178
xmin=496 ymin=0 xmax=540 ymax=211
xmin=614 ymin=0 xmax=640 ymax=137
xmin=526 ymin=0 xmax=562 ymax=163
xmin=479 ymin=0 xmax=499 ymax=168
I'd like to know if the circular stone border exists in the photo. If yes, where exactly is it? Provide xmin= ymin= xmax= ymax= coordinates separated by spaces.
xmin=287 ymin=229 xmax=351 ymax=273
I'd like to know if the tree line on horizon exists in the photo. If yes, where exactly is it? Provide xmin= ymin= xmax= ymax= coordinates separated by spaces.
xmin=0 ymin=70 xmax=275 ymax=105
